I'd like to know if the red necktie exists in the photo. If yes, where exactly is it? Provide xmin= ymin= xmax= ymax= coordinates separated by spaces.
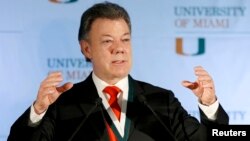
xmin=103 ymin=86 xmax=121 ymax=141
xmin=103 ymin=86 xmax=121 ymax=120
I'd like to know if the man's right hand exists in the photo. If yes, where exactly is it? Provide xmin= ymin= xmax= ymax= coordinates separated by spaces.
xmin=33 ymin=72 xmax=73 ymax=114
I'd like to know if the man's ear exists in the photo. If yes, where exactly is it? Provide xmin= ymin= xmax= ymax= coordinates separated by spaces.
xmin=79 ymin=40 xmax=91 ymax=61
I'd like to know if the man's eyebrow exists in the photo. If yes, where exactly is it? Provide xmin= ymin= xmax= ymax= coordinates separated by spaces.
xmin=101 ymin=32 xmax=131 ymax=37
xmin=101 ymin=34 xmax=112 ymax=37
xmin=123 ymin=32 xmax=131 ymax=36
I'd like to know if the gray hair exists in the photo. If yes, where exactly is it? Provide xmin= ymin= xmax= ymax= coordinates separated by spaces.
xmin=78 ymin=1 xmax=131 ymax=41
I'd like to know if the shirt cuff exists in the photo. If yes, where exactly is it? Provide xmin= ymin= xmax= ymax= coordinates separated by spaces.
xmin=198 ymin=100 xmax=219 ymax=121
xmin=28 ymin=104 xmax=46 ymax=127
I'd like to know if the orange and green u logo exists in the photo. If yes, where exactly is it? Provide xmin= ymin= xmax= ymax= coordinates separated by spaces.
xmin=176 ymin=38 xmax=205 ymax=56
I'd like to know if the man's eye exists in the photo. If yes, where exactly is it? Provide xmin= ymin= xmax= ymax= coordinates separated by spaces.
xmin=122 ymin=38 xmax=130 ymax=42
xmin=102 ymin=40 xmax=112 ymax=43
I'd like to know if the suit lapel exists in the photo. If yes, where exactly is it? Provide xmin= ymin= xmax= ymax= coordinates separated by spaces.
xmin=76 ymin=73 xmax=110 ymax=140
xmin=126 ymin=75 xmax=145 ymax=140
xmin=126 ymin=76 xmax=156 ymax=141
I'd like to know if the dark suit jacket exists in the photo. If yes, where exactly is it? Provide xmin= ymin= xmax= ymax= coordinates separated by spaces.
xmin=7 ymin=73 xmax=229 ymax=141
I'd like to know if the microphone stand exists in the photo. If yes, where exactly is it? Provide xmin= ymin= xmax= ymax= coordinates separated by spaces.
xmin=67 ymin=98 xmax=102 ymax=141
xmin=137 ymin=95 xmax=177 ymax=141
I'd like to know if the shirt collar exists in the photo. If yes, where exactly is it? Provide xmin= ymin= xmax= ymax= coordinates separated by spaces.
xmin=92 ymin=72 xmax=128 ymax=97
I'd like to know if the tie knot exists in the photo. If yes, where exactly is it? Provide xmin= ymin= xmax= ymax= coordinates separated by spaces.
xmin=103 ymin=86 xmax=121 ymax=98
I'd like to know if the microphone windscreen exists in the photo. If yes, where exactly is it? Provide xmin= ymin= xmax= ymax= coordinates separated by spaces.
xmin=137 ymin=94 xmax=147 ymax=104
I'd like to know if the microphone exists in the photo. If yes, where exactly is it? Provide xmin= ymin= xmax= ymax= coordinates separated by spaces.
xmin=137 ymin=95 xmax=177 ymax=141
xmin=67 ymin=98 xmax=102 ymax=141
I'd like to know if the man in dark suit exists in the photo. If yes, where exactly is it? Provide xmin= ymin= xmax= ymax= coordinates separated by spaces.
xmin=8 ymin=1 xmax=229 ymax=141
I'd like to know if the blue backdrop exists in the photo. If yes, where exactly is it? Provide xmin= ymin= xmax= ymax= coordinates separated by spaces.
xmin=1 ymin=0 xmax=250 ymax=140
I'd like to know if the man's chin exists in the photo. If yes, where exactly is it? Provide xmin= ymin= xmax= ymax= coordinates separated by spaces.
xmin=113 ymin=72 xmax=129 ymax=79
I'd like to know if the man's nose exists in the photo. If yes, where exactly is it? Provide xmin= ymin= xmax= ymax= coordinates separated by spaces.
xmin=112 ymin=41 xmax=125 ymax=54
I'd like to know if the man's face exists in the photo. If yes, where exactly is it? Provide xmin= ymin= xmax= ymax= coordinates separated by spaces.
xmin=81 ymin=18 xmax=132 ymax=84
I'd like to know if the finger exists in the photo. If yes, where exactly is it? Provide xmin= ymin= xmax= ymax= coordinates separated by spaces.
xmin=195 ymin=68 xmax=209 ymax=75
xmin=41 ymin=81 xmax=63 ymax=88
xmin=197 ymin=75 xmax=213 ymax=81
xmin=45 ymin=82 xmax=73 ymax=103
xmin=181 ymin=80 xmax=192 ymax=86
xmin=195 ymin=71 xmax=209 ymax=76
xmin=48 ymin=71 xmax=62 ymax=77
xmin=44 ymin=77 xmax=63 ymax=84
xmin=202 ymin=83 xmax=214 ymax=88
xmin=39 ymin=86 xmax=57 ymax=96
xmin=194 ymin=66 xmax=204 ymax=71
xmin=46 ymin=87 xmax=56 ymax=94
xmin=41 ymin=74 xmax=63 ymax=87
xmin=194 ymin=66 xmax=210 ymax=76
xmin=194 ymin=66 xmax=209 ymax=71
xmin=182 ymin=81 xmax=199 ymax=90
xmin=43 ymin=74 xmax=63 ymax=83
xmin=56 ymin=82 xmax=74 ymax=93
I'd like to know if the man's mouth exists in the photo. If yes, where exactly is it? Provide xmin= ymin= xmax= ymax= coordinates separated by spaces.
xmin=112 ymin=60 xmax=126 ymax=64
